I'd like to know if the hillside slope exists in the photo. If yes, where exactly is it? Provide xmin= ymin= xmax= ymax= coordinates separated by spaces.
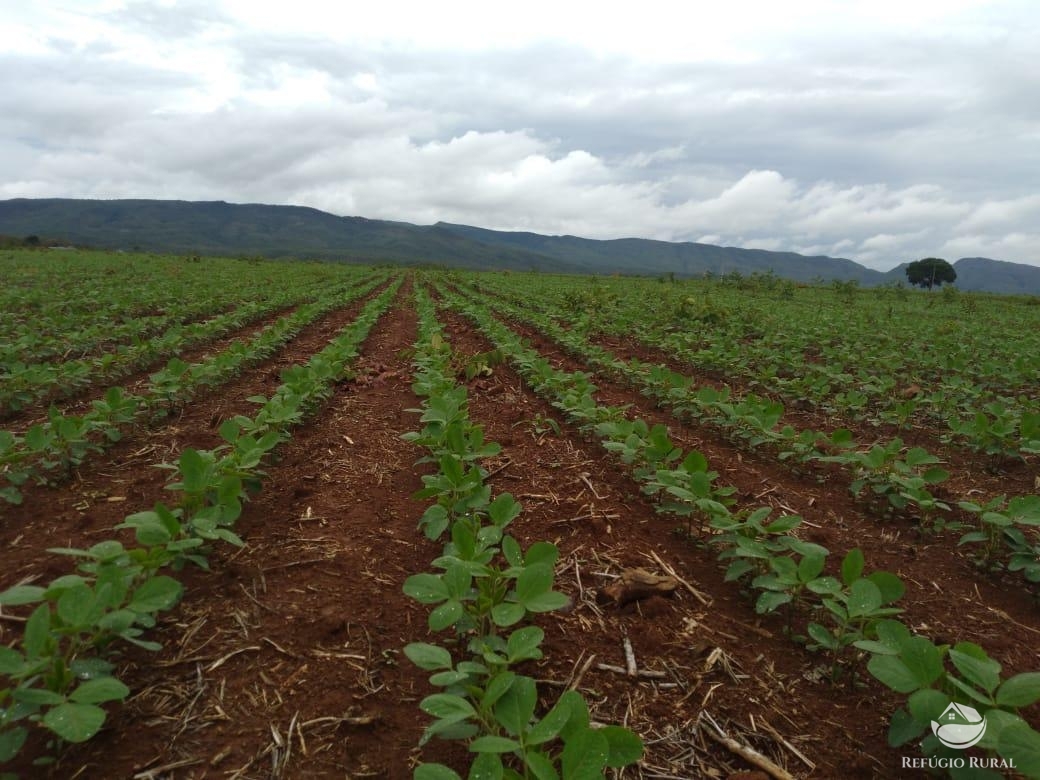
xmin=437 ymin=222 xmax=885 ymax=283
xmin=2 ymin=198 xmax=1038 ymax=293
xmin=0 ymin=198 xmax=572 ymax=272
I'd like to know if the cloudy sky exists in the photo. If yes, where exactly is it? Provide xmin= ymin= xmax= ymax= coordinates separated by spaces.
xmin=2 ymin=1 xmax=1038 ymax=269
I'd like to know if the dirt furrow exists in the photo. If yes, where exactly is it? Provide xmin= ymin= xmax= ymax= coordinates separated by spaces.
xmin=20 ymin=280 xmax=457 ymax=778
xmin=0 ymin=283 xmax=389 ymax=582
xmin=436 ymin=307 xmax=897 ymax=778
xmin=463 ymin=308 xmax=1040 ymax=692
xmin=6 ymin=302 xmax=305 ymax=434
xmin=587 ymin=331 xmax=1039 ymax=502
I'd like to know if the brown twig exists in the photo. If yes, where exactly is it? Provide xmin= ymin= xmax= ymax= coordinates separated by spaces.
xmin=700 ymin=711 xmax=797 ymax=780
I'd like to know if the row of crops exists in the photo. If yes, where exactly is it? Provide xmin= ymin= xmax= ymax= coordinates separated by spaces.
xmin=1 ymin=249 xmax=1039 ymax=777
xmin=0 ymin=262 xmax=399 ymax=770
xmin=466 ymin=272 xmax=1040 ymax=460
xmin=0 ymin=253 xmax=375 ymax=415
xmin=446 ymin=277 xmax=1040 ymax=589
xmin=431 ymin=278 xmax=1040 ymax=777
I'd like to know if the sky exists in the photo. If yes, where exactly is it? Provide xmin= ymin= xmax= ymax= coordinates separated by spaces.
xmin=2 ymin=1 xmax=1038 ymax=270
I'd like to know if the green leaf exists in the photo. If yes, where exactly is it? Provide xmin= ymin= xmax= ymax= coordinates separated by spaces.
xmin=797 ymin=550 xmax=826 ymax=582
xmin=523 ymin=750 xmax=559 ymax=780
xmin=414 ymin=765 xmax=463 ymax=780
xmin=959 ymin=531 xmax=989 ymax=545
xmin=404 ymin=643 xmax=453 ymax=671
xmin=949 ymin=643 xmax=1001 ymax=696
xmin=429 ymin=671 xmax=471 ymax=687
xmin=806 ymin=576 xmax=842 ymax=595
xmin=468 ymin=752 xmax=504 ymax=780
xmin=69 ymin=677 xmax=130 ymax=705
xmin=514 ymin=564 xmax=553 ymax=605
xmin=681 ymin=450 xmax=708 ymax=472
xmin=997 ymin=672 xmax=1040 ymax=708
xmin=556 ymin=690 xmax=590 ymax=742
xmin=506 ymin=626 xmax=544 ymax=663
xmin=404 ymin=573 xmax=450 ymax=604
xmin=119 ymin=511 xmax=174 ymax=545
xmin=907 ymin=689 xmax=949 ymax=722
xmin=0 ymin=646 xmax=25 ymax=675
xmin=866 ymin=571 xmax=905 ymax=605
xmin=482 ymin=672 xmax=516 ymax=709
xmin=494 ymin=676 xmax=537 ymax=736
xmin=905 ymin=447 xmax=939 ymax=467
xmin=13 ymin=688 xmax=65 ymax=705
xmin=763 ymin=513 xmax=801 ymax=533
xmin=128 ymin=576 xmax=183 ymax=614
xmin=443 ymin=563 xmax=472 ymax=599
xmin=429 ymin=600 xmax=464 ymax=631
xmin=978 ymin=708 xmax=1020 ymax=751
xmin=875 ymin=619 xmax=912 ymax=650
xmin=898 ymin=635 xmax=944 ymax=688
xmin=807 ymin=622 xmax=839 ymax=650
xmin=57 ymin=585 xmax=96 ymax=627
xmin=43 ymin=702 xmax=107 ymax=743
xmin=854 ymin=639 xmax=899 ymax=656
xmin=469 ymin=735 xmax=522 ymax=753
xmin=921 ymin=467 xmax=949 ymax=484
xmin=600 ymin=725 xmax=644 ymax=767
xmin=23 ymin=604 xmax=52 ymax=659
xmin=998 ymin=722 xmax=1040 ymax=776
xmin=524 ymin=542 xmax=559 ymax=568
xmin=561 ymin=728 xmax=609 ymax=779
xmin=846 ymin=579 xmax=883 ymax=618
xmin=214 ymin=528 xmax=245 ymax=547
xmin=501 ymin=535 xmax=523 ymax=567
xmin=419 ymin=504 xmax=449 ymax=540
xmin=528 ymin=694 xmax=574 ymax=746
xmin=946 ymin=673 xmax=993 ymax=706
xmin=521 ymin=591 xmax=570 ymax=613
xmin=420 ymin=694 xmax=476 ymax=724
xmin=488 ymin=493 xmax=521 ymax=527
xmin=868 ymin=656 xmax=925 ymax=694
xmin=69 ymin=657 xmax=115 ymax=680
xmin=841 ymin=548 xmax=864 ymax=586
xmin=0 ymin=727 xmax=28 ymax=763
xmin=491 ymin=602 xmax=527 ymax=627
xmin=0 ymin=585 xmax=46 ymax=606
xmin=887 ymin=707 xmax=927 ymax=747
xmin=755 ymin=590 xmax=792 ymax=614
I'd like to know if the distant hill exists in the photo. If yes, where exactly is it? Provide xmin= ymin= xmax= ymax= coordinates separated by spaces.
xmin=436 ymin=222 xmax=885 ymax=283
xmin=940 ymin=257 xmax=1040 ymax=295
xmin=2 ymin=198 xmax=1038 ymax=294
xmin=0 ymin=198 xmax=572 ymax=272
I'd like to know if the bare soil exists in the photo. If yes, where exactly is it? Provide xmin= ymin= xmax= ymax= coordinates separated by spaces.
xmin=2 ymin=279 xmax=1038 ymax=779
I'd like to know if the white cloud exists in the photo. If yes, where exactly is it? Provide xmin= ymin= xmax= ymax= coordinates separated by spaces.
xmin=962 ymin=195 xmax=1040 ymax=230
xmin=938 ymin=232 xmax=1040 ymax=261
xmin=1 ymin=0 xmax=1038 ymax=269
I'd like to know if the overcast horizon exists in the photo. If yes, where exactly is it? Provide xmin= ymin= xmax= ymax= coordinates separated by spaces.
xmin=3 ymin=1 xmax=1038 ymax=270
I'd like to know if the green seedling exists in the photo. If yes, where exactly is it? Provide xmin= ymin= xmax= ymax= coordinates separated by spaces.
xmin=861 ymin=620 xmax=1040 ymax=775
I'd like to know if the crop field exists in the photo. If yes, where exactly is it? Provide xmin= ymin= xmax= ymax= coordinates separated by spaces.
xmin=2 ymin=249 xmax=1040 ymax=779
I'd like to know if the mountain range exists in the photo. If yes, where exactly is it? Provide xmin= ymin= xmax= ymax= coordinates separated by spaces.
xmin=2 ymin=197 xmax=1038 ymax=294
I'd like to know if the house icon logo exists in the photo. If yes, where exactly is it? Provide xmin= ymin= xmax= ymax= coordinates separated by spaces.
xmin=931 ymin=703 xmax=987 ymax=749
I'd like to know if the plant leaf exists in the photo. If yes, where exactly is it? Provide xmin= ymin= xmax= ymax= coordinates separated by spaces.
xmin=68 ymin=677 xmax=130 ymax=705
xmin=43 ymin=702 xmax=107 ymax=743
xmin=561 ymin=728 xmax=609 ymax=779
xmin=600 ymin=725 xmax=644 ymax=767
xmin=997 ymin=673 xmax=1040 ymax=708
xmin=404 ymin=643 xmax=453 ymax=671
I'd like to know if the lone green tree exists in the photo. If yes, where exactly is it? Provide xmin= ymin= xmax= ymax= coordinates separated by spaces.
xmin=905 ymin=257 xmax=956 ymax=289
